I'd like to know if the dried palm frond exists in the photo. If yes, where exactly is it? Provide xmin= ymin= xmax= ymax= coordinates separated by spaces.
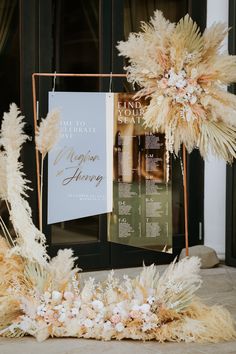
xmin=23 ymin=262 xmax=50 ymax=293
xmin=202 ymin=23 xmax=228 ymax=61
xmin=136 ymin=263 xmax=159 ymax=290
xmin=0 ymin=237 xmax=24 ymax=289
xmin=155 ymin=257 xmax=202 ymax=312
xmin=174 ymin=14 xmax=203 ymax=53
xmin=0 ymin=296 xmax=22 ymax=334
xmin=49 ymin=249 xmax=80 ymax=291
xmin=117 ymin=10 xmax=236 ymax=173
xmin=0 ymin=325 xmax=25 ymax=338
xmin=170 ymin=14 xmax=203 ymax=70
xmin=198 ymin=120 xmax=236 ymax=162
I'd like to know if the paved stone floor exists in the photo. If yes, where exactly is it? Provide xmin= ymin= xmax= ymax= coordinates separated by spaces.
xmin=1 ymin=264 xmax=236 ymax=354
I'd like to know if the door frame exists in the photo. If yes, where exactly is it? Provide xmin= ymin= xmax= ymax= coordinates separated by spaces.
xmin=20 ymin=0 xmax=206 ymax=270
xmin=226 ymin=0 xmax=236 ymax=267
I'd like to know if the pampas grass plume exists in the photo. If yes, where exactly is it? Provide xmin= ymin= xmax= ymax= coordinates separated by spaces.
xmin=36 ymin=110 xmax=61 ymax=157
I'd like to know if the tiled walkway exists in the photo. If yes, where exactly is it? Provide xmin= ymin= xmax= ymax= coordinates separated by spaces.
xmin=1 ymin=264 xmax=236 ymax=354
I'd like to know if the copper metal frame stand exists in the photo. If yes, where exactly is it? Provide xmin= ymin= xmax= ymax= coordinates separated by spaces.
xmin=32 ymin=72 xmax=189 ymax=256
xmin=182 ymin=145 xmax=189 ymax=256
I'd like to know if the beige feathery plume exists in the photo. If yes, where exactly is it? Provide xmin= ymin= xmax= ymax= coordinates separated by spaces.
xmin=35 ymin=109 xmax=61 ymax=158
xmin=155 ymin=256 xmax=202 ymax=312
xmin=0 ymin=104 xmax=30 ymax=198
xmin=0 ymin=104 xmax=48 ymax=265
xmin=49 ymin=249 xmax=80 ymax=291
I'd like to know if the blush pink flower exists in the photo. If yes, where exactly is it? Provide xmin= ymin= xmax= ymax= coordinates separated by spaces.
xmin=110 ymin=314 xmax=121 ymax=324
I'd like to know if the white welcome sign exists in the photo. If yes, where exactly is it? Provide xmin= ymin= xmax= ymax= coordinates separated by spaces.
xmin=48 ymin=92 xmax=113 ymax=224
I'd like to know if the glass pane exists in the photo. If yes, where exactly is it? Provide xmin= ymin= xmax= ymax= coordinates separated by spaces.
xmin=123 ymin=0 xmax=186 ymax=238
xmin=0 ymin=0 xmax=19 ymax=117
xmin=53 ymin=0 xmax=99 ymax=91
xmin=51 ymin=0 xmax=100 ymax=244
xmin=51 ymin=216 xmax=99 ymax=244
xmin=124 ymin=0 xmax=187 ymax=39
xmin=0 ymin=0 xmax=19 ymax=241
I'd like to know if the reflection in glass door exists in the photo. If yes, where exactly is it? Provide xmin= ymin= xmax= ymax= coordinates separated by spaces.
xmin=51 ymin=0 xmax=101 ymax=247
xmin=47 ymin=0 xmax=205 ymax=269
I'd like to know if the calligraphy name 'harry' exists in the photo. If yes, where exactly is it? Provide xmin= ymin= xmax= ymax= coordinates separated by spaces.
xmin=53 ymin=146 xmax=103 ymax=187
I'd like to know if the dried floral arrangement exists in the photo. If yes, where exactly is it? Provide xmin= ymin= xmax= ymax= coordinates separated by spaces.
xmin=0 ymin=104 xmax=235 ymax=342
xmin=117 ymin=10 xmax=236 ymax=176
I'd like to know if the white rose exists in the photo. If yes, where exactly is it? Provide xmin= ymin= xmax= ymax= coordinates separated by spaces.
xmin=58 ymin=313 xmax=66 ymax=322
xmin=140 ymin=304 xmax=150 ymax=314
xmin=113 ymin=306 xmax=120 ymax=315
xmin=176 ymin=79 xmax=186 ymax=89
xmin=64 ymin=291 xmax=74 ymax=301
xmin=190 ymin=95 xmax=197 ymax=105
xmin=186 ymin=85 xmax=194 ymax=94
xmin=52 ymin=290 xmax=62 ymax=302
xmin=92 ymin=300 xmax=104 ymax=312
xmin=115 ymin=322 xmax=124 ymax=332
xmin=147 ymin=296 xmax=155 ymax=305
xmin=73 ymin=299 xmax=81 ymax=309
xmin=37 ymin=305 xmax=46 ymax=316
xmin=103 ymin=320 xmax=112 ymax=331
xmin=83 ymin=318 xmax=94 ymax=328
xmin=131 ymin=304 xmax=140 ymax=312
xmin=43 ymin=291 xmax=51 ymax=302
xmin=71 ymin=307 xmax=79 ymax=316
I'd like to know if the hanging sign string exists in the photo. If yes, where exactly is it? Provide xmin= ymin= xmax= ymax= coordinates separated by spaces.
xmin=53 ymin=71 xmax=57 ymax=92
xmin=109 ymin=71 xmax=113 ymax=92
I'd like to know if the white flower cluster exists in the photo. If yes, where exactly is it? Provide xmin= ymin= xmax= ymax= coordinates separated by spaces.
xmin=1 ymin=258 xmax=203 ymax=341
xmin=35 ymin=290 xmax=82 ymax=324
xmin=157 ymin=67 xmax=203 ymax=122
xmin=15 ymin=282 xmax=161 ymax=340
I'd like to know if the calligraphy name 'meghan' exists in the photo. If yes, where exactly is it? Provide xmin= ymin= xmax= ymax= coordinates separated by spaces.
xmin=54 ymin=147 xmax=99 ymax=166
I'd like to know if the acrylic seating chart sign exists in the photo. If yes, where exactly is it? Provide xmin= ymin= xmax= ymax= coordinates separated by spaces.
xmin=47 ymin=91 xmax=172 ymax=254
xmin=108 ymin=93 xmax=172 ymax=252
xmin=48 ymin=92 xmax=113 ymax=224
